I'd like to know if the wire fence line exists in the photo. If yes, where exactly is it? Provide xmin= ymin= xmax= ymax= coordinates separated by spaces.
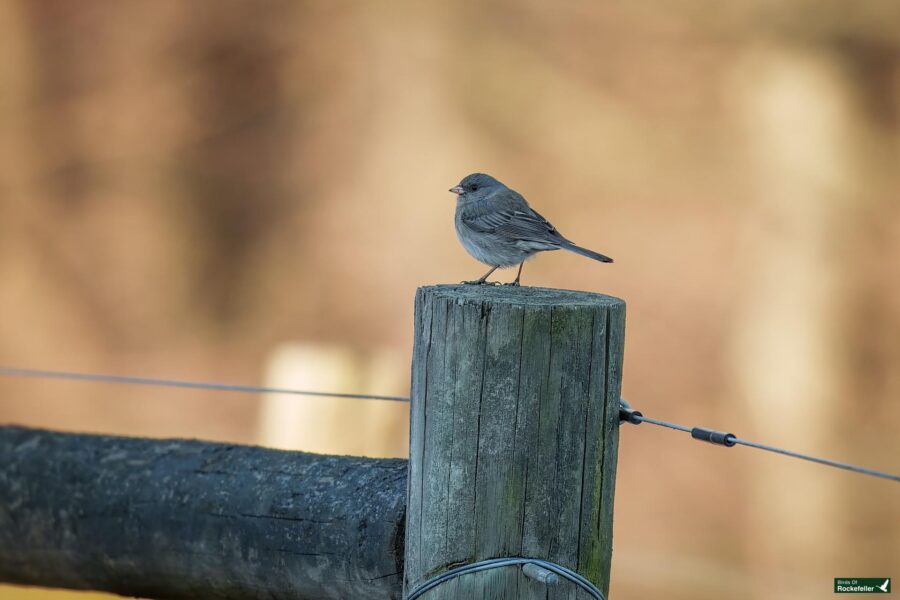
xmin=619 ymin=402 xmax=900 ymax=483
xmin=0 ymin=366 xmax=409 ymax=402
xmin=1 ymin=365 xmax=898 ymax=483
xmin=729 ymin=436 xmax=900 ymax=482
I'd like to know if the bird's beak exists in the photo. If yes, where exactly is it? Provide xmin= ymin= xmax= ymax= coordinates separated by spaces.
xmin=449 ymin=186 xmax=464 ymax=195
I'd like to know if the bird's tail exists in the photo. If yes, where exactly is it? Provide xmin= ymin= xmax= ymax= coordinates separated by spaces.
xmin=560 ymin=241 xmax=613 ymax=263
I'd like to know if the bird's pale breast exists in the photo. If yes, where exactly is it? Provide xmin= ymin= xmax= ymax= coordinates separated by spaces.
xmin=455 ymin=209 xmax=535 ymax=267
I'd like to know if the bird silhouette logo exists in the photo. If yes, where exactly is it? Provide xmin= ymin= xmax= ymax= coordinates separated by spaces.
xmin=878 ymin=578 xmax=890 ymax=593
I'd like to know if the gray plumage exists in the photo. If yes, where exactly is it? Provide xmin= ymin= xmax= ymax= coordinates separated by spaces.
xmin=449 ymin=173 xmax=612 ymax=285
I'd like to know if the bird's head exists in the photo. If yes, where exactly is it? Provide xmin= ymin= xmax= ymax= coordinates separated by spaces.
xmin=449 ymin=173 xmax=504 ymax=199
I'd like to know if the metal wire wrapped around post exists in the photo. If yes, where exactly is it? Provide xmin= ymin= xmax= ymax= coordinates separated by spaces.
xmin=405 ymin=558 xmax=607 ymax=600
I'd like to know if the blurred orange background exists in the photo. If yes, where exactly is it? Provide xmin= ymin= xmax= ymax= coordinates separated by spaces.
xmin=0 ymin=1 xmax=898 ymax=599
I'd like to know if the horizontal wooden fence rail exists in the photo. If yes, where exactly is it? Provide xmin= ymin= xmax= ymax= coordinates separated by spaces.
xmin=0 ymin=426 xmax=407 ymax=600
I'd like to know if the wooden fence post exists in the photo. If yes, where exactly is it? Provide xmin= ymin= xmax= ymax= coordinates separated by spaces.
xmin=405 ymin=285 xmax=625 ymax=599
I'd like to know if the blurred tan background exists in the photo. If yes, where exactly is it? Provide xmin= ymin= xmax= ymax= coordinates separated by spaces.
xmin=1 ymin=1 xmax=899 ymax=599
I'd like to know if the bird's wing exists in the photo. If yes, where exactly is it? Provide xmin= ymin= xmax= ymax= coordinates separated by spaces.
xmin=462 ymin=206 xmax=566 ymax=245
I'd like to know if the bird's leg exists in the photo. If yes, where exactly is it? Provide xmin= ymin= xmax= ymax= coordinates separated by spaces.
xmin=462 ymin=266 xmax=499 ymax=285
xmin=506 ymin=262 xmax=524 ymax=286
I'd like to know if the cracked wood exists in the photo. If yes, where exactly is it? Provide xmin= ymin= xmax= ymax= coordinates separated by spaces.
xmin=404 ymin=285 xmax=625 ymax=599
xmin=0 ymin=427 xmax=406 ymax=600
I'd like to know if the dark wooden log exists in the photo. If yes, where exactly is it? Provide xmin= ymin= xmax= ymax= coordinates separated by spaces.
xmin=0 ymin=426 xmax=406 ymax=600
xmin=405 ymin=285 xmax=625 ymax=599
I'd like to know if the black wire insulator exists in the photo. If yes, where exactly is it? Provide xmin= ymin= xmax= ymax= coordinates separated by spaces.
xmin=691 ymin=427 xmax=736 ymax=447
xmin=619 ymin=404 xmax=643 ymax=424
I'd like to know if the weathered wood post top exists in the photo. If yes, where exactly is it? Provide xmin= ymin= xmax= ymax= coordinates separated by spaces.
xmin=406 ymin=284 xmax=625 ymax=599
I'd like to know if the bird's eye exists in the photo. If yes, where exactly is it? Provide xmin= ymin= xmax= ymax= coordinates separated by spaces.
xmin=470 ymin=184 xmax=478 ymax=191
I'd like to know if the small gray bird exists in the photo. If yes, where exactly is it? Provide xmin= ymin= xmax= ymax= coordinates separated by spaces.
xmin=450 ymin=173 xmax=613 ymax=285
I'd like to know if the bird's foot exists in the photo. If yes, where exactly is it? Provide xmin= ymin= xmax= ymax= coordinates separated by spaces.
xmin=503 ymin=280 xmax=521 ymax=287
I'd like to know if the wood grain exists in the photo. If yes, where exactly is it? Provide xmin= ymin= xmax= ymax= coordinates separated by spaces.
xmin=405 ymin=285 xmax=625 ymax=599
xmin=0 ymin=427 xmax=406 ymax=600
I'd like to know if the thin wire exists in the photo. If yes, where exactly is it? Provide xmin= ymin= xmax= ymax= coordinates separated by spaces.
xmin=0 ymin=366 xmax=410 ymax=403
xmin=629 ymin=412 xmax=900 ymax=484
xmin=730 ymin=436 xmax=900 ymax=483
xmin=633 ymin=415 xmax=691 ymax=434
xmin=405 ymin=557 xmax=606 ymax=600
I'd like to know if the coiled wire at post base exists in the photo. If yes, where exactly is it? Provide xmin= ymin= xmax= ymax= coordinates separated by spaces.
xmin=404 ymin=557 xmax=607 ymax=600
